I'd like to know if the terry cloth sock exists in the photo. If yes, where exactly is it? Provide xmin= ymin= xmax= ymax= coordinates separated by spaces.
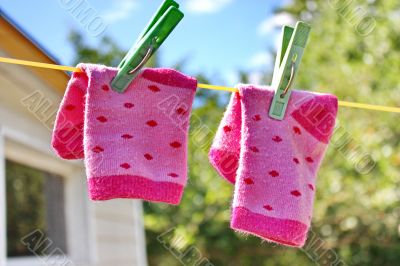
xmin=209 ymin=85 xmax=338 ymax=247
xmin=208 ymin=92 xmax=242 ymax=184
xmin=52 ymin=64 xmax=197 ymax=205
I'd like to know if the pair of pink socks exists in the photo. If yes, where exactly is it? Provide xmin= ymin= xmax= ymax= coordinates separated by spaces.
xmin=209 ymin=85 xmax=338 ymax=247
xmin=52 ymin=64 xmax=338 ymax=247
xmin=52 ymin=64 xmax=197 ymax=205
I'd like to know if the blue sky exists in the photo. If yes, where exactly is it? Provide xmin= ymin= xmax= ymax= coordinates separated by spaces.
xmin=1 ymin=0 xmax=293 ymax=85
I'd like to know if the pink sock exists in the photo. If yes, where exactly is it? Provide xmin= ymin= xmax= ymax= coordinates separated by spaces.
xmin=209 ymin=85 xmax=338 ymax=247
xmin=52 ymin=64 xmax=197 ymax=205
xmin=209 ymin=92 xmax=242 ymax=184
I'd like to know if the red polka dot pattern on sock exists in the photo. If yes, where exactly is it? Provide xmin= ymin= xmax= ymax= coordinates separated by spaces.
xmin=121 ymin=134 xmax=133 ymax=139
xmin=124 ymin=103 xmax=134 ymax=109
xmin=290 ymin=190 xmax=302 ymax=197
xmin=120 ymin=163 xmax=131 ymax=169
xmin=252 ymin=114 xmax=261 ymax=121
xmin=223 ymin=126 xmax=232 ymax=133
xmin=272 ymin=136 xmax=283 ymax=143
xmin=146 ymin=120 xmax=158 ymax=127
xmin=144 ymin=154 xmax=153 ymax=160
xmin=269 ymin=170 xmax=279 ymax=177
xmin=97 ymin=116 xmax=107 ymax=123
xmin=92 ymin=146 xmax=104 ymax=153
xmin=263 ymin=205 xmax=273 ymax=211
xmin=306 ymin=157 xmax=314 ymax=163
xmin=249 ymin=146 xmax=259 ymax=153
xmin=170 ymin=141 xmax=182 ymax=148
xmin=176 ymin=107 xmax=186 ymax=115
xmin=293 ymin=126 xmax=301 ymax=135
xmin=148 ymin=85 xmax=161 ymax=92
xmin=102 ymin=85 xmax=110 ymax=91
xmin=244 ymin=178 xmax=254 ymax=185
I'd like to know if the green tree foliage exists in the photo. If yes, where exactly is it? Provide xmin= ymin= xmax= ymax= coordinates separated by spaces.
xmin=69 ymin=0 xmax=400 ymax=260
xmin=68 ymin=31 xmax=158 ymax=67
xmin=280 ymin=1 xmax=400 ymax=265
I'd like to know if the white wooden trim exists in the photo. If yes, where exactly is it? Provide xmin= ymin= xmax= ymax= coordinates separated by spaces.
xmin=7 ymin=257 xmax=43 ymax=266
xmin=4 ymin=135 xmax=80 ymax=176
xmin=0 ymin=126 xmax=6 ymax=266
xmin=133 ymin=201 xmax=148 ymax=266
xmin=7 ymin=256 xmax=74 ymax=266
xmin=86 ymin=197 xmax=98 ymax=265
xmin=2 ymin=122 xmax=81 ymax=174
xmin=64 ymin=169 xmax=92 ymax=265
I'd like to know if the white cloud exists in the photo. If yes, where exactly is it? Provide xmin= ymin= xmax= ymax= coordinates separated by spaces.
xmin=185 ymin=0 xmax=234 ymax=14
xmin=272 ymin=31 xmax=283 ymax=51
xmin=248 ymin=72 xmax=265 ymax=85
xmin=257 ymin=12 xmax=295 ymax=36
xmin=282 ymin=0 xmax=294 ymax=5
xmin=102 ymin=0 xmax=138 ymax=23
xmin=248 ymin=51 xmax=272 ymax=69
xmin=223 ymin=70 xmax=240 ymax=85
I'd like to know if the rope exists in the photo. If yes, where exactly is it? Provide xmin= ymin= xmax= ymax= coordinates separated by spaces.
xmin=1 ymin=56 xmax=399 ymax=114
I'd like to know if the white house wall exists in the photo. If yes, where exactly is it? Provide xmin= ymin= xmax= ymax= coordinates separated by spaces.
xmin=93 ymin=200 xmax=147 ymax=266
xmin=0 ymin=126 xmax=6 ymax=266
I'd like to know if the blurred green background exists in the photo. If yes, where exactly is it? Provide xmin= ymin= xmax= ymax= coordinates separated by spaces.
xmin=69 ymin=0 xmax=400 ymax=265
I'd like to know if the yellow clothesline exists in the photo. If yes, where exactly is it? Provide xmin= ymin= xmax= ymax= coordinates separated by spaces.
xmin=1 ymin=56 xmax=400 ymax=114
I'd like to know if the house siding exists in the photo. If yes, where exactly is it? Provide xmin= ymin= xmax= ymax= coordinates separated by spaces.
xmin=93 ymin=200 xmax=147 ymax=266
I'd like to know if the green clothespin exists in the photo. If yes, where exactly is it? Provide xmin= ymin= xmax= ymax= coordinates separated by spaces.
xmin=111 ymin=0 xmax=184 ymax=93
xmin=269 ymin=21 xmax=311 ymax=120
xmin=271 ymin=26 xmax=294 ymax=86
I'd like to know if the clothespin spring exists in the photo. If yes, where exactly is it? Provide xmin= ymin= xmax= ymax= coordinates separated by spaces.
xmin=280 ymin=54 xmax=298 ymax=98
xmin=128 ymin=37 xmax=157 ymax=75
